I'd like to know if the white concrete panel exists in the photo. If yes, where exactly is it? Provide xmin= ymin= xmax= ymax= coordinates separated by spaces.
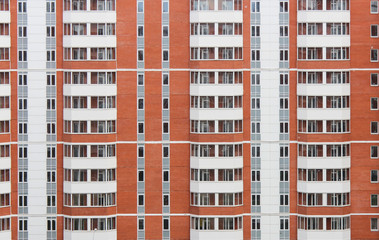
xmin=258 ymin=1 xmax=283 ymax=238
xmin=190 ymin=85 xmax=243 ymax=96
xmin=0 ymin=182 xmax=10 ymax=194
xmin=297 ymin=157 xmax=351 ymax=169
xmin=297 ymin=181 xmax=350 ymax=193
xmin=297 ymin=11 xmax=350 ymax=23
xmin=26 ymin=1 xmax=48 ymax=237
xmin=298 ymin=229 xmax=350 ymax=240
xmin=64 ymin=230 xmax=117 ymax=240
xmin=0 ymin=12 xmax=10 ymax=23
xmin=190 ymin=36 xmax=243 ymax=47
xmin=190 ymin=11 xmax=243 ymax=23
xmin=261 ymin=216 xmax=280 ymax=240
xmin=190 ymin=181 xmax=243 ymax=193
xmin=0 ymin=85 xmax=10 ymax=96
xmin=190 ymin=109 xmax=243 ymax=120
xmin=63 ymin=36 xmax=117 ymax=48
xmin=190 ymin=230 xmax=243 ymax=240
xmin=64 ymin=182 xmax=117 ymax=193
xmin=64 ymin=109 xmax=117 ymax=121
xmin=297 ymin=109 xmax=350 ymax=120
xmin=190 ymin=157 xmax=243 ymax=169
xmin=297 ymin=84 xmax=350 ymax=96
xmin=63 ymin=85 xmax=117 ymax=96
xmin=0 ymin=158 xmax=10 ymax=169
xmin=28 ymin=217 xmax=47 ymax=240
xmin=0 ymin=36 xmax=10 ymax=48
xmin=63 ymin=12 xmax=116 ymax=23
xmin=297 ymin=36 xmax=350 ymax=47
xmin=64 ymin=157 xmax=117 ymax=169
xmin=0 ymin=109 xmax=10 ymax=121
xmin=0 ymin=231 xmax=11 ymax=240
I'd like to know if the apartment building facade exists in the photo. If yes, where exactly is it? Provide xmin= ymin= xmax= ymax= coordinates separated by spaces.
xmin=0 ymin=0 xmax=377 ymax=239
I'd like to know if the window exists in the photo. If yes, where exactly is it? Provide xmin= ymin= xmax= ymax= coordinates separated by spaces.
xmin=191 ymin=0 xmax=215 ymax=10
xmin=280 ymin=1 xmax=288 ymax=12
xmin=0 ymin=72 xmax=9 ymax=84
xmin=251 ymin=1 xmax=260 ymax=12
xmin=371 ymin=49 xmax=378 ymax=62
xmin=71 ymin=0 xmax=87 ymax=11
xmin=138 ymin=74 xmax=144 ymax=85
xmin=371 ymin=0 xmax=378 ymax=13
xmin=47 ymin=171 xmax=56 ymax=183
xmin=47 ymin=50 xmax=55 ymax=62
xmin=18 ymin=2 xmax=26 ymax=12
xmin=327 ymin=0 xmax=349 ymax=10
xmin=326 ymin=47 xmax=349 ymax=60
xmin=138 ymin=194 xmax=144 ymax=206
xmin=138 ymin=218 xmax=144 ymax=230
xmin=138 ymin=170 xmax=144 ymax=182
xmin=46 ymin=1 xmax=55 ymax=12
xmin=19 ymin=195 xmax=27 ymax=207
xmin=163 ymin=194 xmax=169 ymax=206
xmin=251 ymin=26 xmax=260 ymax=37
xmin=280 ymin=50 xmax=288 ymax=61
xmin=138 ymin=122 xmax=144 ymax=134
xmin=372 ymin=73 xmax=378 ymax=86
xmin=371 ymin=25 xmax=378 ymax=37
xmin=372 ymin=146 xmax=378 ymax=158
xmin=138 ymin=25 xmax=144 ymax=37
xmin=163 ymin=50 xmax=169 ymax=61
xmin=162 ymin=25 xmax=169 ymax=37
xmin=371 ymin=194 xmax=378 ymax=207
xmin=162 ymin=74 xmax=169 ymax=85
xmin=19 ymin=171 xmax=27 ymax=183
xmin=251 ymin=170 xmax=260 ymax=181
xmin=90 ymin=48 xmax=115 ymax=60
xmin=163 ymin=218 xmax=169 ymax=230
xmin=298 ymin=47 xmax=322 ymax=60
xmin=47 ymin=195 xmax=56 ymax=207
xmin=18 ymin=26 xmax=27 ymax=37
xmin=138 ymin=50 xmax=144 ymax=61
xmin=372 ymin=170 xmax=378 ymax=182
xmin=372 ymin=218 xmax=379 ymax=231
xmin=137 ymin=1 xmax=143 ymax=12
xmin=163 ymin=170 xmax=169 ymax=182
xmin=0 ymin=48 xmax=8 ymax=60
xmin=372 ymin=98 xmax=378 ymax=110
xmin=251 ymin=50 xmax=260 ymax=61
xmin=251 ymin=122 xmax=260 ymax=133
xmin=163 ymin=122 xmax=169 ymax=133
xmin=280 ymin=170 xmax=289 ymax=181
xmin=280 ymin=26 xmax=288 ymax=36
xmin=19 ymin=50 xmax=27 ymax=62
xmin=251 ymin=218 xmax=260 ymax=230
xmin=0 ymin=0 xmax=9 ymax=11
xmin=19 ymin=219 xmax=27 ymax=231
xmin=372 ymin=122 xmax=379 ymax=134
xmin=251 ymin=194 xmax=260 ymax=206
xmin=280 ymin=218 xmax=289 ymax=230
xmin=47 ymin=219 xmax=56 ymax=231
xmin=326 ymin=23 xmax=349 ymax=35
xmin=162 ymin=1 xmax=169 ymax=12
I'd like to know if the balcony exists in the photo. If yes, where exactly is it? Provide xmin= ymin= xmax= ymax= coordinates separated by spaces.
xmin=190 ymin=108 xmax=243 ymax=121
xmin=64 ymin=181 xmax=116 ymax=194
xmin=190 ymin=180 xmax=243 ymax=193
xmin=64 ymin=157 xmax=117 ymax=169
xmin=191 ymin=156 xmax=243 ymax=169
xmin=190 ymin=229 xmax=243 ymax=240
xmin=64 ymin=109 xmax=116 ymax=121
xmin=63 ymin=85 xmax=116 ymax=96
